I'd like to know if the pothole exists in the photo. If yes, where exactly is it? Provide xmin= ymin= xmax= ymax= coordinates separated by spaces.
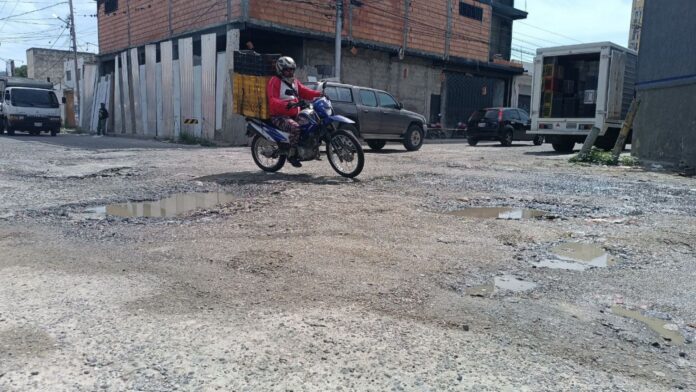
xmin=89 ymin=192 xmax=237 ymax=218
xmin=465 ymin=275 xmax=538 ymax=298
xmin=612 ymin=306 xmax=685 ymax=345
xmin=447 ymin=207 xmax=547 ymax=220
xmin=535 ymin=243 xmax=616 ymax=271
xmin=551 ymin=243 xmax=616 ymax=267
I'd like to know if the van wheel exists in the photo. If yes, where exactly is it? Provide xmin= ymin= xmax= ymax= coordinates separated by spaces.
xmin=403 ymin=124 xmax=424 ymax=151
xmin=4 ymin=120 xmax=14 ymax=135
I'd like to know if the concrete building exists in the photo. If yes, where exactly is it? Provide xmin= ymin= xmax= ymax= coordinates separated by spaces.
xmin=633 ymin=0 xmax=696 ymax=169
xmin=26 ymin=48 xmax=96 ymax=85
xmin=628 ymin=0 xmax=644 ymax=52
xmin=96 ymin=0 xmax=527 ymax=142
xmin=511 ymin=61 xmax=533 ymax=113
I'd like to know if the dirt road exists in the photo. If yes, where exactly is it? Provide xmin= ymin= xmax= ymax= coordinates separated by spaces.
xmin=1 ymin=134 xmax=694 ymax=391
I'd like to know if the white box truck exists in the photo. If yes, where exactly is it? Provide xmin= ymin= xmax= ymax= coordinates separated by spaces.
xmin=0 ymin=77 xmax=62 ymax=137
xmin=529 ymin=42 xmax=637 ymax=152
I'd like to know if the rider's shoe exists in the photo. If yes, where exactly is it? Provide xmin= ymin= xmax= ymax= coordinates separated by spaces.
xmin=288 ymin=157 xmax=302 ymax=168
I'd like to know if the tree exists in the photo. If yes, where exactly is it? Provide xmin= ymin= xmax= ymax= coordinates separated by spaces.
xmin=15 ymin=65 xmax=27 ymax=78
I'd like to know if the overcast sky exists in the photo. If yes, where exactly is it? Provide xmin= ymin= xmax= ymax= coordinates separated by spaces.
xmin=1 ymin=0 xmax=633 ymax=71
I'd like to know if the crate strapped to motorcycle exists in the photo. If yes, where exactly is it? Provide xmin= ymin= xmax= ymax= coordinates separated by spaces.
xmin=232 ymin=51 xmax=280 ymax=120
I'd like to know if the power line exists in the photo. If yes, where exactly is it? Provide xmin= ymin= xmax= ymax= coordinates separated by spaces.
xmin=0 ymin=2 xmax=68 ymax=22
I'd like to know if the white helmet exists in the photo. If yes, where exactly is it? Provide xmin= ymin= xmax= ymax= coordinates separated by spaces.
xmin=276 ymin=56 xmax=297 ymax=76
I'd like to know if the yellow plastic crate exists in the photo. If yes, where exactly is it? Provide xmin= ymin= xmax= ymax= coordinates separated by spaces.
xmin=233 ymin=73 xmax=271 ymax=120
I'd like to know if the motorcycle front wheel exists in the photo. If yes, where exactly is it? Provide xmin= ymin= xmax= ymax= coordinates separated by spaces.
xmin=251 ymin=134 xmax=286 ymax=172
xmin=327 ymin=129 xmax=364 ymax=178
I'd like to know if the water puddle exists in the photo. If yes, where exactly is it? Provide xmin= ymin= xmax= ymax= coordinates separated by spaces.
xmin=448 ymin=207 xmax=546 ymax=220
xmin=536 ymin=259 xmax=591 ymax=271
xmin=465 ymin=283 xmax=496 ymax=297
xmin=95 ymin=192 xmax=237 ymax=218
xmin=494 ymin=275 xmax=538 ymax=292
xmin=550 ymin=243 xmax=616 ymax=267
xmin=466 ymin=275 xmax=537 ymax=297
xmin=612 ymin=306 xmax=685 ymax=345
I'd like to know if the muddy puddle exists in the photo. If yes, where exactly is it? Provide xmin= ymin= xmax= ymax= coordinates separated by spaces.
xmin=612 ymin=306 xmax=685 ymax=345
xmin=551 ymin=243 xmax=616 ymax=267
xmin=537 ymin=243 xmax=616 ymax=271
xmin=448 ymin=207 xmax=546 ymax=220
xmin=94 ymin=192 xmax=237 ymax=218
xmin=466 ymin=275 xmax=537 ymax=297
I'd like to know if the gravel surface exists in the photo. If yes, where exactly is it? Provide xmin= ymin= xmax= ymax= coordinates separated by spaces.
xmin=1 ymin=134 xmax=695 ymax=391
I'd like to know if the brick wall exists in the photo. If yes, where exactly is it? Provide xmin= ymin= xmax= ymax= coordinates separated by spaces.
xmin=249 ymin=0 xmax=491 ymax=62
xmin=98 ymin=0 xmax=239 ymax=55
xmin=99 ymin=0 xmax=491 ymax=62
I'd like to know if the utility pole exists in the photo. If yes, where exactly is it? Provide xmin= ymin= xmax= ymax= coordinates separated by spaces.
xmin=335 ymin=0 xmax=343 ymax=81
xmin=68 ymin=0 xmax=81 ymax=128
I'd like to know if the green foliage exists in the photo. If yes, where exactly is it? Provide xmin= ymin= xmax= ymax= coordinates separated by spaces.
xmin=569 ymin=148 xmax=639 ymax=167
xmin=15 ymin=65 xmax=28 ymax=78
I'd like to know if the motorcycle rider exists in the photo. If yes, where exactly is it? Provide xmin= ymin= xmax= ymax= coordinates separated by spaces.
xmin=267 ymin=56 xmax=322 ymax=167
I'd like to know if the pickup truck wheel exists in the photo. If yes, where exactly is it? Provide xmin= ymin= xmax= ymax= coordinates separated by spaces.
xmin=339 ymin=124 xmax=359 ymax=139
xmin=366 ymin=140 xmax=386 ymax=151
xmin=533 ymin=135 xmax=544 ymax=146
xmin=552 ymin=140 xmax=575 ymax=153
xmin=500 ymin=129 xmax=513 ymax=147
xmin=403 ymin=124 xmax=424 ymax=151
xmin=467 ymin=137 xmax=479 ymax=146
xmin=50 ymin=129 xmax=58 ymax=137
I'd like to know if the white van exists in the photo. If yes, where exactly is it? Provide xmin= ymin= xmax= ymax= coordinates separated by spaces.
xmin=0 ymin=77 xmax=62 ymax=137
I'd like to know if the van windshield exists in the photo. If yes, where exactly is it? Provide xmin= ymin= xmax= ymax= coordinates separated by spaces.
xmin=11 ymin=89 xmax=59 ymax=109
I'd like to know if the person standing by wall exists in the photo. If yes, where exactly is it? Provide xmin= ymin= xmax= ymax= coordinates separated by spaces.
xmin=97 ymin=103 xmax=109 ymax=136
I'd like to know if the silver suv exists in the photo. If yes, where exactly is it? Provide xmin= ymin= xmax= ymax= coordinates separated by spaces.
xmin=310 ymin=82 xmax=427 ymax=151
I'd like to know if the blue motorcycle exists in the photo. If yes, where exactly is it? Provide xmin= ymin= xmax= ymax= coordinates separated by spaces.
xmin=246 ymin=85 xmax=365 ymax=178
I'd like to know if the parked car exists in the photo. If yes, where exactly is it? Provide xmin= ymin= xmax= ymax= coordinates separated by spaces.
xmin=309 ymin=82 xmax=427 ymax=151
xmin=465 ymin=107 xmax=543 ymax=147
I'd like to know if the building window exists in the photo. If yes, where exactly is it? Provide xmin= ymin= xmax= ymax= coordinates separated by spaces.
xmin=66 ymin=70 xmax=72 ymax=81
xmin=104 ymin=0 xmax=118 ymax=14
xmin=459 ymin=2 xmax=483 ymax=21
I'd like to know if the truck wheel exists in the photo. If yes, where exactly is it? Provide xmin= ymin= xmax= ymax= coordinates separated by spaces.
xmin=552 ymin=140 xmax=575 ymax=153
xmin=595 ymin=136 xmax=616 ymax=151
xmin=50 ymin=129 xmax=58 ymax=137
xmin=467 ymin=137 xmax=479 ymax=146
xmin=339 ymin=124 xmax=360 ymax=139
xmin=533 ymin=135 xmax=544 ymax=146
xmin=366 ymin=140 xmax=386 ymax=151
xmin=500 ymin=129 xmax=513 ymax=147
xmin=403 ymin=124 xmax=424 ymax=151
xmin=4 ymin=120 xmax=14 ymax=136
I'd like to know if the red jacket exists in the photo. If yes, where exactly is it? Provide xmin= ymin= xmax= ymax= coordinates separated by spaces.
xmin=267 ymin=76 xmax=322 ymax=118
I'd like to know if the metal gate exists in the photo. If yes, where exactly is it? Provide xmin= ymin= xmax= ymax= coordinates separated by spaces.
xmin=444 ymin=72 xmax=506 ymax=127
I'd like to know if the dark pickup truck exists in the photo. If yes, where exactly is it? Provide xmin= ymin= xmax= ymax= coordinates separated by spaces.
xmin=309 ymin=82 xmax=428 ymax=151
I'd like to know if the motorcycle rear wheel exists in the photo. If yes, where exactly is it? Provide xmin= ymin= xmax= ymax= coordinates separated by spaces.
xmin=327 ymin=130 xmax=364 ymax=178
xmin=251 ymin=134 xmax=286 ymax=172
